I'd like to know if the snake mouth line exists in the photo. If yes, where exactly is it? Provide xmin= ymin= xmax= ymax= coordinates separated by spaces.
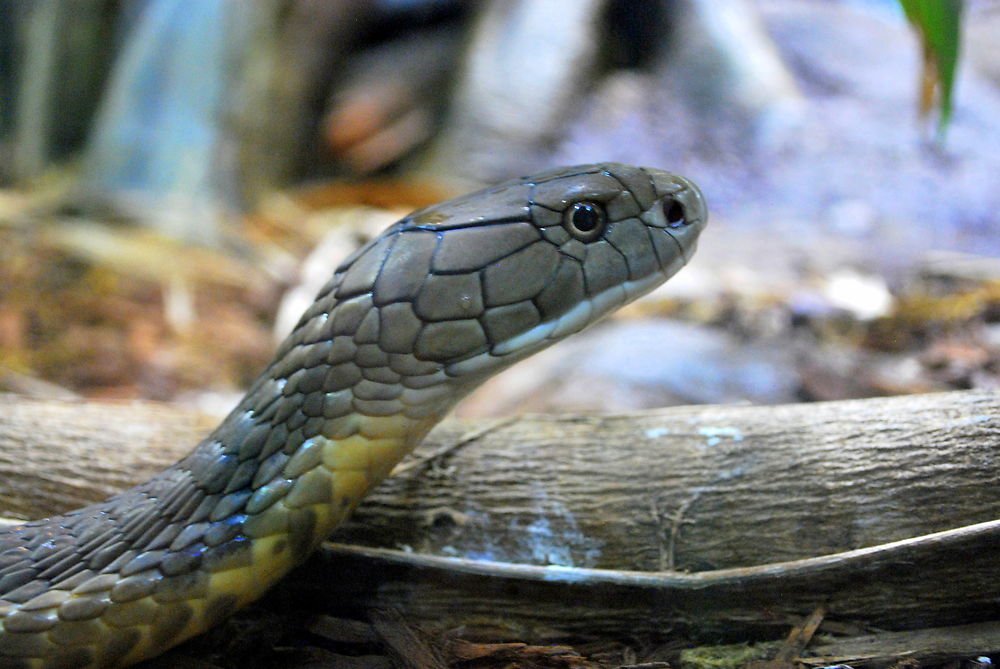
xmin=450 ymin=221 xmax=694 ymax=375
xmin=437 ymin=266 xmax=678 ymax=382
xmin=485 ymin=269 xmax=669 ymax=361
xmin=664 ymin=225 xmax=696 ymax=265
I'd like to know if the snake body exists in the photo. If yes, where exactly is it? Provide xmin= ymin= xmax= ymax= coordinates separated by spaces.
xmin=0 ymin=163 xmax=706 ymax=668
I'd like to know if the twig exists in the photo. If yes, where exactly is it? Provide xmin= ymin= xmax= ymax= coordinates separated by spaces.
xmin=777 ymin=606 xmax=826 ymax=661
xmin=664 ymin=491 xmax=700 ymax=571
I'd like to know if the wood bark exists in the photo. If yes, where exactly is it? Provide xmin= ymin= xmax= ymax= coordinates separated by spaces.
xmin=0 ymin=394 xmax=213 ymax=519
xmin=296 ymin=520 xmax=1000 ymax=641
xmin=338 ymin=390 xmax=1000 ymax=572
xmin=802 ymin=621 xmax=1000 ymax=667
xmin=1 ymin=390 xmax=999 ymax=640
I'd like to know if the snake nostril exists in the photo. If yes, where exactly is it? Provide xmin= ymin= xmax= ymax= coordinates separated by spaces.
xmin=663 ymin=199 xmax=687 ymax=228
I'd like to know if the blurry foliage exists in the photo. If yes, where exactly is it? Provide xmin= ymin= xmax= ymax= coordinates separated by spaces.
xmin=899 ymin=0 xmax=964 ymax=139
xmin=867 ymin=280 xmax=1000 ymax=350
xmin=0 ymin=0 xmax=991 ymax=405
xmin=0 ymin=223 xmax=280 ymax=399
xmin=678 ymin=642 xmax=774 ymax=669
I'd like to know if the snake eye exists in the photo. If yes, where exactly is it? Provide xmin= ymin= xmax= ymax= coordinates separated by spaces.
xmin=663 ymin=198 xmax=687 ymax=228
xmin=563 ymin=201 xmax=606 ymax=241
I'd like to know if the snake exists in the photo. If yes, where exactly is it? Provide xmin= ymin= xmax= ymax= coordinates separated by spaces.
xmin=0 ymin=162 xmax=706 ymax=668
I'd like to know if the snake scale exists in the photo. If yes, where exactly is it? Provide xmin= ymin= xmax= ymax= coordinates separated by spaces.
xmin=0 ymin=163 xmax=706 ymax=668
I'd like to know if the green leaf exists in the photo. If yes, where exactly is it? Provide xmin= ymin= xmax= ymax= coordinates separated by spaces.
xmin=898 ymin=0 xmax=964 ymax=140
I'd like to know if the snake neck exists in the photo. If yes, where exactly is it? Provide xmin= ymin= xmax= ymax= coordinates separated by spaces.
xmin=163 ymin=278 xmax=478 ymax=572
xmin=120 ymin=392 xmax=446 ymax=666
xmin=174 ymin=378 xmax=452 ymax=580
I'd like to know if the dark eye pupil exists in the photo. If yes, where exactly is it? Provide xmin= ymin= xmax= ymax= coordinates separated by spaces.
xmin=664 ymin=199 xmax=686 ymax=228
xmin=571 ymin=203 xmax=601 ymax=231
xmin=562 ymin=201 xmax=606 ymax=241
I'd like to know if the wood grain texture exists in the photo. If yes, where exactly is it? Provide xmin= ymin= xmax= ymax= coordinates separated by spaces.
xmin=295 ymin=518 xmax=1000 ymax=641
xmin=1 ymin=390 xmax=998 ymax=640
xmin=2 ymin=391 xmax=998 ymax=571
xmin=0 ymin=394 xmax=211 ymax=518
xmin=338 ymin=390 xmax=1000 ymax=572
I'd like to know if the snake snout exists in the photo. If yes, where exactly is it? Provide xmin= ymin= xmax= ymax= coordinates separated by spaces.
xmin=639 ymin=169 xmax=707 ymax=266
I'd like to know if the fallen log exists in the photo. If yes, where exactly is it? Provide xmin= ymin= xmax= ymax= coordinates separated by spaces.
xmin=1 ymin=390 xmax=999 ymax=640
xmin=0 ymin=394 xmax=213 ymax=518
xmin=295 ymin=519 xmax=1000 ymax=641
xmin=339 ymin=389 xmax=1000 ymax=571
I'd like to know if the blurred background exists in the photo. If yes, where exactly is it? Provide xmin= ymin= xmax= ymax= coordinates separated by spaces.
xmin=0 ymin=0 xmax=996 ymax=418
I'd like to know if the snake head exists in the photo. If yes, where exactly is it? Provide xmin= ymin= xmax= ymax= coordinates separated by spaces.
xmin=282 ymin=162 xmax=706 ymax=419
